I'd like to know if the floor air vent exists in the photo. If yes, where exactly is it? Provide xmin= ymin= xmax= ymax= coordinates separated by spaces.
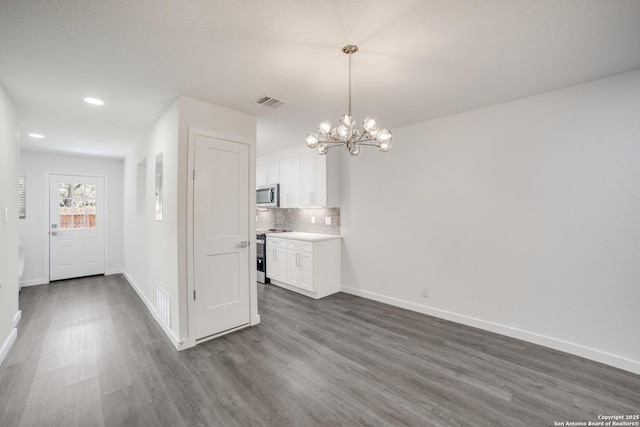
xmin=156 ymin=284 xmax=171 ymax=328
xmin=254 ymin=95 xmax=285 ymax=109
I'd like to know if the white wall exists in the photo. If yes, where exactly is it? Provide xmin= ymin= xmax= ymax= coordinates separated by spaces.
xmin=0 ymin=83 xmax=20 ymax=366
xmin=340 ymin=69 xmax=640 ymax=374
xmin=123 ymin=99 xmax=180 ymax=344
xmin=18 ymin=151 xmax=124 ymax=286
xmin=123 ymin=96 xmax=257 ymax=349
xmin=177 ymin=97 xmax=258 ymax=343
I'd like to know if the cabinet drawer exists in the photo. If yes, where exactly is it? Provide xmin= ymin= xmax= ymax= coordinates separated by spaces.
xmin=287 ymin=239 xmax=313 ymax=253
xmin=267 ymin=237 xmax=287 ymax=248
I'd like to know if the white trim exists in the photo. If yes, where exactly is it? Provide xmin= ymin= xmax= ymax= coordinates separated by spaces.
xmin=122 ymin=271 xmax=190 ymax=351
xmin=195 ymin=323 xmax=251 ymax=345
xmin=13 ymin=310 xmax=21 ymax=328
xmin=105 ymin=268 xmax=123 ymax=276
xmin=341 ymin=286 xmax=640 ymax=376
xmin=0 ymin=328 xmax=17 ymax=367
xmin=269 ymin=279 xmax=319 ymax=299
xmin=103 ymin=175 xmax=109 ymax=274
xmin=20 ymin=278 xmax=49 ymax=287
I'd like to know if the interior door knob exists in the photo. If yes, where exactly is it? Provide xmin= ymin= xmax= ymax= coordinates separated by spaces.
xmin=240 ymin=241 xmax=248 ymax=248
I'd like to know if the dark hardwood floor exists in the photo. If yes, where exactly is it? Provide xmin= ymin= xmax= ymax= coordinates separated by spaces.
xmin=0 ymin=275 xmax=638 ymax=426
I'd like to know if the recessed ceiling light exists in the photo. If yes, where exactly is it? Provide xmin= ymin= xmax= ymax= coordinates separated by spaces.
xmin=83 ymin=97 xmax=104 ymax=106
xmin=28 ymin=133 xmax=44 ymax=139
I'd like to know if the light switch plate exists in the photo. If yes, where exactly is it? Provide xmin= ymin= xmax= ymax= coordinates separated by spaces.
xmin=325 ymin=216 xmax=331 ymax=225
xmin=311 ymin=216 xmax=315 ymax=224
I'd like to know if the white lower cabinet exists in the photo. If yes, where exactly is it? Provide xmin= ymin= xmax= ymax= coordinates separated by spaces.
xmin=266 ymin=238 xmax=287 ymax=283
xmin=287 ymin=249 xmax=313 ymax=292
xmin=266 ymin=235 xmax=341 ymax=299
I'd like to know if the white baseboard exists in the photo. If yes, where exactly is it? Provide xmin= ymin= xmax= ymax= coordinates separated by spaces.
xmin=106 ymin=268 xmax=123 ymax=276
xmin=251 ymin=314 xmax=261 ymax=326
xmin=341 ymin=286 xmax=640 ymax=376
xmin=122 ymin=271 xmax=190 ymax=351
xmin=20 ymin=278 xmax=48 ymax=287
xmin=13 ymin=311 xmax=21 ymax=328
xmin=0 ymin=328 xmax=17 ymax=367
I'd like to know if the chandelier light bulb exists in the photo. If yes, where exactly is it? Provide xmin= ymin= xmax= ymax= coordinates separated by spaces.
xmin=376 ymin=128 xmax=392 ymax=144
xmin=362 ymin=117 xmax=378 ymax=133
xmin=336 ymin=124 xmax=351 ymax=141
xmin=319 ymin=121 xmax=333 ymax=136
xmin=378 ymin=141 xmax=392 ymax=153
xmin=305 ymin=133 xmax=319 ymax=149
xmin=303 ymin=45 xmax=393 ymax=157
xmin=340 ymin=114 xmax=354 ymax=127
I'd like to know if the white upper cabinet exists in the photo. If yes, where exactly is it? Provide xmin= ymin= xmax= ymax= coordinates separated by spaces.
xmin=257 ymin=146 xmax=340 ymax=207
xmin=279 ymin=156 xmax=301 ymax=208
xmin=256 ymin=161 xmax=279 ymax=187
xmin=301 ymin=153 xmax=327 ymax=207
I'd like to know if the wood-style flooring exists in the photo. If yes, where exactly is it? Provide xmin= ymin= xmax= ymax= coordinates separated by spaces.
xmin=0 ymin=275 xmax=638 ymax=426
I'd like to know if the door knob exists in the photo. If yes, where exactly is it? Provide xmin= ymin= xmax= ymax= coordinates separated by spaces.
xmin=51 ymin=231 xmax=58 ymax=236
xmin=240 ymin=241 xmax=248 ymax=248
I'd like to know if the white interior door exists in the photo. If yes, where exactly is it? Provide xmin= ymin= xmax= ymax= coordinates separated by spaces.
xmin=193 ymin=135 xmax=250 ymax=340
xmin=49 ymin=175 xmax=105 ymax=281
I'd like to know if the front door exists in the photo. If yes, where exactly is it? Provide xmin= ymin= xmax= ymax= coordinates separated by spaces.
xmin=49 ymin=174 xmax=105 ymax=281
xmin=193 ymin=135 xmax=250 ymax=340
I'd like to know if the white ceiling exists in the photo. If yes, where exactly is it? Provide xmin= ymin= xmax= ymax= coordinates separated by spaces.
xmin=1 ymin=0 xmax=640 ymax=158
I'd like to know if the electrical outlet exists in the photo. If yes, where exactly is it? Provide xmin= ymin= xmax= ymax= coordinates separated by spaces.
xmin=311 ymin=216 xmax=315 ymax=224
xmin=421 ymin=287 xmax=429 ymax=298
xmin=325 ymin=216 xmax=332 ymax=225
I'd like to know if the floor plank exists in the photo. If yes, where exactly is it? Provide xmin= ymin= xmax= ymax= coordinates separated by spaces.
xmin=0 ymin=275 xmax=638 ymax=426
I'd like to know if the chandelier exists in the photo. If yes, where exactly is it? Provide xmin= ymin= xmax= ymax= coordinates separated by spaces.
xmin=305 ymin=45 xmax=392 ymax=156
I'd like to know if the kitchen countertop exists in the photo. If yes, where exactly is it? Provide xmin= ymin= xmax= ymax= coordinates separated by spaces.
xmin=265 ymin=232 xmax=342 ymax=242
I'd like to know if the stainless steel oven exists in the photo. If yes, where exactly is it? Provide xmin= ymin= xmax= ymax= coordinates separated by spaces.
xmin=257 ymin=233 xmax=268 ymax=283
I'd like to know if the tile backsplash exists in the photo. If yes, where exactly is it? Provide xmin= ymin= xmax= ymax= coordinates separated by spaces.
xmin=256 ymin=207 xmax=341 ymax=235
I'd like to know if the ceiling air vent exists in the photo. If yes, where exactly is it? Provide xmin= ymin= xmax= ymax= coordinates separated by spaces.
xmin=254 ymin=95 xmax=285 ymax=109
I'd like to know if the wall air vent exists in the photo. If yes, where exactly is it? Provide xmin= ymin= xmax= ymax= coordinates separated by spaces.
xmin=254 ymin=95 xmax=286 ymax=109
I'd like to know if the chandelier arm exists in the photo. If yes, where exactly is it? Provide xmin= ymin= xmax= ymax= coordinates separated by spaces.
xmin=357 ymin=142 xmax=380 ymax=147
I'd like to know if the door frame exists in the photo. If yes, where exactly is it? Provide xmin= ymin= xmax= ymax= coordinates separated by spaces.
xmin=45 ymin=172 xmax=109 ymax=283
xmin=185 ymin=128 xmax=259 ymax=348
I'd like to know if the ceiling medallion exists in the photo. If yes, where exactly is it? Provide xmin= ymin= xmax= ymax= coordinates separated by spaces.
xmin=305 ymin=45 xmax=392 ymax=156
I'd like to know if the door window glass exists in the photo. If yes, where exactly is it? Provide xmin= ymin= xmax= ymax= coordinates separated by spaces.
xmin=58 ymin=183 xmax=97 ymax=229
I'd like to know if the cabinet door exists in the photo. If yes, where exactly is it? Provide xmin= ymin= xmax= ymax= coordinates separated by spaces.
xmin=280 ymin=157 xmax=301 ymax=207
xmin=287 ymin=250 xmax=314 ymax=291
xmin=301 ymin=153 xmax=327 ymax=207
xmin=287 ymin=251 xmax=300 ymax=287
xmin=256 ymin=164 xmax=267 ymax=187
xmin=298 ymin=251 xmax=314 ymax=291
xmin=301 ymin=154 xmax=317 ymax=207
xmin=257 ymin=161 xmax=279 ymax=186
xmin=267 ymin=247 xmax=287 ymax=282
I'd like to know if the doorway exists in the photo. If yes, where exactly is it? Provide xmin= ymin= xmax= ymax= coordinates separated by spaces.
xmin=191 ymin=133 xmax=251 ymax=340
xmin=49 ymin=174 xmax=105 ymax=281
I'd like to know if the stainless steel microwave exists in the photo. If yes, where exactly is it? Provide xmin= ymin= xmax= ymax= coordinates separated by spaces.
xmin=257 ymin=184 xmax=279 ymax=207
